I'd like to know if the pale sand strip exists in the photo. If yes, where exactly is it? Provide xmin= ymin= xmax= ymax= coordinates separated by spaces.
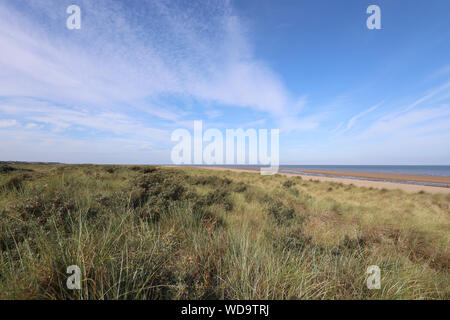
xmin=180 ymin=166 xmax=450 ymax=194
xmin=293 ymin=169 xmax=450 ymax=185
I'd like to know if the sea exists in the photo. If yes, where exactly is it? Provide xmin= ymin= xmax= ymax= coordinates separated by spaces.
xmin=279 ymin=165 xmax=450 ymax=177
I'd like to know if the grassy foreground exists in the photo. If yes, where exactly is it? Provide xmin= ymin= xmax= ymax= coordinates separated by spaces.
xmin=0 ymin=163 xmax=448 ymax=299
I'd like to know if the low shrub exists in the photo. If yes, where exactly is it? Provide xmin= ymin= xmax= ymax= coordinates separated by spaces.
xmin=0 ymin=165 xmax=18 ymax=174
xmin=267 ymin=199 xmax=295 ymax=224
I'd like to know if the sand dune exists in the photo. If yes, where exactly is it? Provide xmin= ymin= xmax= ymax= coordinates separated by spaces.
xmin=192 ymin=166 xmax=450 ymax=194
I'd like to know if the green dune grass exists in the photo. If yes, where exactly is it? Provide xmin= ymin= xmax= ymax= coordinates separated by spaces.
xmin=0 ymin=164 xmax=448 ymax=299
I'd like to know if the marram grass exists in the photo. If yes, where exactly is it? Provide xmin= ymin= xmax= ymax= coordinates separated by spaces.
xmin=0 ymin=164 xmax=448 ymax=299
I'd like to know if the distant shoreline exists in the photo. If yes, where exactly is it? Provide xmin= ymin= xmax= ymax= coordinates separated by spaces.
xmin=190 ymin=166 xmax=450 ymax=194
xmin=280 ymin=169 xmax=450 ymax=188
xmin=4 ymin=161 xmax=450 ymax=193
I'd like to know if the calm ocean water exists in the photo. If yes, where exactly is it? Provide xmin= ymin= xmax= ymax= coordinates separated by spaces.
xmin=280 ymin=165 xmax=450 ymax=177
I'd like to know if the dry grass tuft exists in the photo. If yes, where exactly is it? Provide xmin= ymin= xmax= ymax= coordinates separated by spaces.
xmin=0 ymin=164 xmax=448 ymax=299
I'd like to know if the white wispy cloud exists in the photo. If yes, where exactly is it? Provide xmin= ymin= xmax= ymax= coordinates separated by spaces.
xmin=360 ymin=104 xmax=450 ymax=139
xmin=329 ymin=81 xmax=450 ymax=140
xmin=428 ymin=64 xmax=450 ymax=80
xmin=0 ymin=99 xmax=168 ymax=141
xmin=0 ymin=0 xmax=301 ymax=115
xmin=380 ymin=81 xmax=450 ymax=122
xmin=0 ymin=119 xmax=18 ymax=128
xmin=0 ymin=0 xmax=313 ymax=162
xmin=315 ymin=81 xmax=450 ymax=164
xmin=340 ymin=102 xmax=382 ymax=134
xmin=330 ymin=121 xmax=344 ymax=134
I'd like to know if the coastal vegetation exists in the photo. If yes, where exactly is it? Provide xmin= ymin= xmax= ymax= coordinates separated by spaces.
xmin=0 ymin=164 xmax=448 ymax=299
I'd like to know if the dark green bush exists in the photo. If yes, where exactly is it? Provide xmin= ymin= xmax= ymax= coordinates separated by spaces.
xmin=141 ymin=166 xmax=157 ymax=174
xmin=267 ymin=200 xmax=295 ymax=224
xmin=190 ymin=175 xmax=232 ymax=187
xmin=104 ymin=166 xmax=117 ymax=174
xmin=0 ymin=165 xmax=18 ymax=174
xmin=282 ymin=180 xmax=295 ymax=188
xmin=205 ymin=189 xmax=233 ymax=211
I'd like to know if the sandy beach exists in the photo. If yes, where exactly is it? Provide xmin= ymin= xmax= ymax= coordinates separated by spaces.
xmin=192 ymin=166 xmax=450 ymax=194
xmin=289 ymin=169 xmax=450 ymax=185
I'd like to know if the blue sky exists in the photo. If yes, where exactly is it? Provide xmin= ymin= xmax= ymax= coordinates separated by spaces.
xmin=0 ymin=0 xmax=449 ymax=164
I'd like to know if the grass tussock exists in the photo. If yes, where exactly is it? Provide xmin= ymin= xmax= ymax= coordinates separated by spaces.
xmin=0 ymin=164 xmax=448 ymax=299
